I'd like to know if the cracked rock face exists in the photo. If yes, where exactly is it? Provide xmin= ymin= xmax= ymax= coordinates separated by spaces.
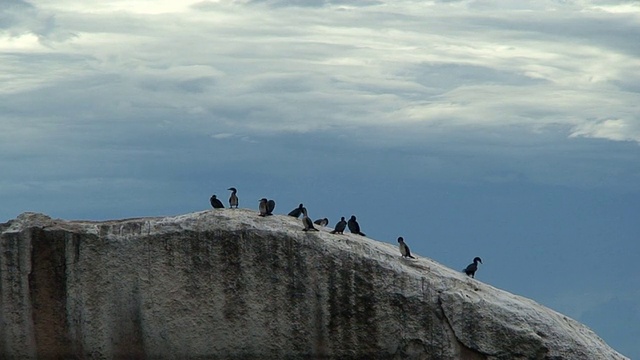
xmin=0 ymin=210 xmax=628 ymax=359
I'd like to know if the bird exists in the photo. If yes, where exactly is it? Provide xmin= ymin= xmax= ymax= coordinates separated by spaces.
xmin=210 ymin=195 xmax=224 ymax=209
xmin=258 ymin=198 xmax=269 ymax=216
xmin=397 ymin=237 xmax=415 ymax=259
xmin=314 ymin=218 xmax=329 ymax=226
xmin=302 ymin=207 xmax=319 ymax=232
xmin=463 ymin=257 xmax=483 ymax=278
xmin=347 ymin=215 xmax=366 ymax=236
xmin=228 ymin=187 xmax=238 ymax=208
xmin=267 ymin=199 xmax=276 ymax=215
xmin=331 ymin=217 xmax=347 ymax=234
xmin=288 ymin=204 xmax=304 ymax=218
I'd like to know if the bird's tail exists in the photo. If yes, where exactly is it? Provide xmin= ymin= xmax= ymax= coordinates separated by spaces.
xmin=359 ymin=232 xmax=366 ymax=236
xmin=409 ymin=255 xmax=415 ymax=259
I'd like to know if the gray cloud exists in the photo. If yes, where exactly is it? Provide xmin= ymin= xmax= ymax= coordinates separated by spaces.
xmin=1 ymin=0 xmax=638 ymax=196
xmin=0 ymin=0 xmax=74 ymax=43
xmin=5 ymin=0 xmax=637 ymax=139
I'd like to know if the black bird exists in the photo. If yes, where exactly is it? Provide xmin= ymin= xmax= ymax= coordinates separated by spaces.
xmin=288 ymin=204 xmax=304 ymax=218
xmin=314 ymin=218 xmax=329 ymax=226
xmin=258 ymin=198 xmax=269 ymax=216
xmin=267 ymin=199 xmax=276 ymax=215
xmin=463 ymin=257 xmax=483 ymax=278
xmin=228 ymin=187 xmax=238 ymax=208
xmin=210 ymin=195 xmax=224 ymax=209
xmin=397 ymin=237 xmax=415 ymax=259
xmin=347 ymin=215 xmax=366 ymax=236
xmin=302 ymin=207 xmax=319 ymax=232
xmin=331 ymin=217 xmax=347 ymax=234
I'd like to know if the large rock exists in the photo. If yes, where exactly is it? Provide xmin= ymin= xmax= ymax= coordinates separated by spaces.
xmin=0 ymin=210 xmax=628 ymax=359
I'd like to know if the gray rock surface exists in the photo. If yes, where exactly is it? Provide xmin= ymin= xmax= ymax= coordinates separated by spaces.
xmin=0 ymin=210 xmax=628 ymax=359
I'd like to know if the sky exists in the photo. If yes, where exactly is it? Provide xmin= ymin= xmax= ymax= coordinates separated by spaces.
xmin=1 ymin=0 xmax=639 ymax=357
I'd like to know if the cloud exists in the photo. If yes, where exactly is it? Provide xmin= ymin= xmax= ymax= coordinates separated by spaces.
xmin=0 ymin=0 xmax=75 ymax=44
xmin=570 ymin=118 xmax=640 ymax=142
xmin=210 ymin=132 xmax=236 ymax=139
xmin=1 ymin=0 xmax=639 ymax=192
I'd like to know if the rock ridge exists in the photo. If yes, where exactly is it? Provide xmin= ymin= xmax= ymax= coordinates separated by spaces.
xmin=0 ymin=210 xmax=628 ymax=359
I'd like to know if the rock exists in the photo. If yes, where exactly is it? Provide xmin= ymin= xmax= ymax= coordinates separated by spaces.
xmin=0 ymin=209 xmax=628 ymax=359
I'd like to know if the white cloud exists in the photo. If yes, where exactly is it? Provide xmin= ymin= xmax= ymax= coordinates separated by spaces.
xmin=570 ymin=118 xmax=640 ymax=142
xmin=210 ymin=132 xmax=235 ymax=139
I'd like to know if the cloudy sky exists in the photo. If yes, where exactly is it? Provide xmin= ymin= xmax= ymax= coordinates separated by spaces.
xmin=2 ymin=0 xmax=639 ymax=357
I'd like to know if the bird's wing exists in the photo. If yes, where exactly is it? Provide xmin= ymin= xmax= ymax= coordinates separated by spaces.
xmin=464 ymin=264 xmax=476 ymax=272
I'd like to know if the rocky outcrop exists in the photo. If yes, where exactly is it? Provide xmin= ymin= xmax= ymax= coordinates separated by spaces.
xmin=0 ymin=210 xmax=628 ymax=359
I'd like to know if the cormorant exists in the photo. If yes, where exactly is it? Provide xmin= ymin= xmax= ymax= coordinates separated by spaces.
xmin=259 ymin=198 xmax=276 ymax=216
xmin=331 ymin=217 xmax=347 ymax=234
xmin=302 ymin=207 xmax=319 ymax=232
xmin=314 ymin=218 xmax=329 ymax=226
xmin=258 ymin=198 xmax=269 ymax=216
xmin=347 ymin=215 xmax=366 ymax=236
xmin=228 ymin=187 xmax=238 ymax=208
xmin=210 ymin=195 xmax=224 ymax=209
xmin=463 ymin=257 xmax=482 ymax=278
xmin=397 ymin=237 xmax=415 ymax=259
xmin=288 ymin=204 xmax=304 ymax=218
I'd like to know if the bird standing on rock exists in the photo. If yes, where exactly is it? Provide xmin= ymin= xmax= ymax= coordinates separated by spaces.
xmin=210 ymin=195 xmax=224 ymax=209
xmin=288 ymin=204 xmax=304 ymax=218
xmin=314 ymin=218 xmax=329 ymax=227
xmin=464 ymin=257 xmax=483 ymax=278
xmin=259 ymin=198 xmax=276 ymax=216
xmin=347 ymin=215 xmax=366 ymax=236
xmin=331 ymin=217 xmax=347 ymax=234
xmin=302 ymin=207 xmax=319 ymax=232
xmin=258 ymin=198 xmax=269 ymax=216
xmin=398 ymin=237 xmax=415 ymax=259
xmin=228 ymin=187 xmax=238 ymax=208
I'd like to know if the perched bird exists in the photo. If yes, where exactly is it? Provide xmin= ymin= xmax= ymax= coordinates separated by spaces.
xmin=259 ymin=198 xmax=276 ymax=216
xmin=302 ymin=207 xmax=319 ymax=232
xmin=347 ymin=215 xmax=366 ymax=236
xmin=258 ymin=198 xmax=269 ymax=216
xmin=267 ymin=199 xmax=276 ymax=215
xmin=314 ymin=218 xmax=329 ymax=227
xmin=397 ymin=237 xmax=415 ymax=259
xmin=228 ymin=187 xmax=238 ymax=208
xmin=463 ymin=257 xmax=483 ymax=278
xmin=210 ymin=195 xmax=224 ymax=209
xmin=288 ymin=204 xmax=304 ymax=218
xmin=331 ymin=217 xmax=347 ymax=234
